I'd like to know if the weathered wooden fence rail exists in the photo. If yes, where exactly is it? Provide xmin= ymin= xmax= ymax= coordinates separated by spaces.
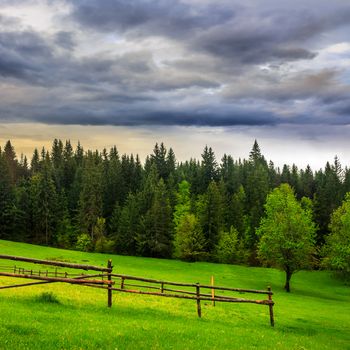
xmin=0 ymin=255 xmax=275 ymax=326
xmin=0 ymin=254 xmax=113 ymax=302
xmin=109 ymin=273 xmax=275 ymax=326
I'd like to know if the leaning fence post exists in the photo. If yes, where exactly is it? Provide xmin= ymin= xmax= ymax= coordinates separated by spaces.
xmin=196 ymin=283 xmax=201 ymax=318
xmin=267 ymin=286 xmax=274 ymax=327
xmin=107 ymin=259 xmax=113 ymax=307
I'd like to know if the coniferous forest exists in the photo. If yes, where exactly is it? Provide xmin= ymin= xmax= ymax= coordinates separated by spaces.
xmin=0 ymin=139 xmax=349 ymax=274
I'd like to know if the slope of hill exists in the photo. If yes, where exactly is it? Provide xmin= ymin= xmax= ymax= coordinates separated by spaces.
xmin=0 ymin=240 xmax=349 ymax=349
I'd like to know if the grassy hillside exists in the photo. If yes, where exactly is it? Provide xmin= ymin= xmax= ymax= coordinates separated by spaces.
xmin=0 ymin=240 xmax=349 ymax=350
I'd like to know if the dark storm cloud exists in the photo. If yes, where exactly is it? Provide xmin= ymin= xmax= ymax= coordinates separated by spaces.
xmin=4 ymin=102 xmax=279 ymax=127
xmin=0 ymin=26 xmax=219 ymax=93
xmin=190 ymin=8 xmax=350 ymax=64
xmin=70 ymin=0 xmax=233 ymax=38
xmin=0 ymin=31 xmax=53 ymax=82
xmin=71 ymin=0 xmax=350 ymax=66
xmin=1 ymin=0 xmax=350 ymax=130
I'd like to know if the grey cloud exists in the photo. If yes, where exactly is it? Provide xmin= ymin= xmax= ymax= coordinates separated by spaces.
xmin=191 ymin=18 xmax=319 ymax=65
xmin=54 ymin=31 xmax=76 ymax=50
xmin=71 ymin=1 xmax=350 ymax=67
xmin=0 ymin=30 xmax=55 ymax=83
xmin=1 ymin=0 xmax=350 ymax=131
xmin=71 ymin=0 xmax=233 ymax=38
xmin=329 ymin=100 xmax=350 ymax=118
xmin=0 ymin=102 xmax=279 ymax=127
xmin=223 ymin=69 xmax=344 ymax=102
xmin=0 ymin=31 xmax=53 ymax=58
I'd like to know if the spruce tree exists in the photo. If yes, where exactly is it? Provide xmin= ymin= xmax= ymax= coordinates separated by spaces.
xmin=197 ymin=181 xmax=224 ymax=256
xmin=77 ymin=152 xmax=103 ymax=240
xmin=0 ymin=155 xmax=15 ymax=239
xmin=200 ymin=146 xmax=218 ymax=192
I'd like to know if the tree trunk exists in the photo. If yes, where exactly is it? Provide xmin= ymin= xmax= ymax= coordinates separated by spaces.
xmin=284 ymin=268 xmax=292 ymax=292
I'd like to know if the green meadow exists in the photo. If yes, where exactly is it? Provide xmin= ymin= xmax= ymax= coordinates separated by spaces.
xmin=0 ymin=239 xmax=349 ymax=350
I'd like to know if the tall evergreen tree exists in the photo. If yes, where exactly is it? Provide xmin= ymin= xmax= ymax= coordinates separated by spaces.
xmin=30 ymin=155 xmax=58 ymax=245
xmin=30 ymin=148 xmax=40 ymax=174
xmin=314 ymin=160 xmax=343 ymax=244
xmin=200 ymin=146 xmax=218 ymax=192
xmin=197 ymin=181 xmax=224 ymax=256
xmin=138 ymin=179 xmax=173 ymax=258
xmin=0 ymin=154 xmax=15 ymax=240
xmin=114 ymin=194 xmax=140 ymax=255
xmin=3 ymin=140 xmax=18 ymax=184
xmin=77 ymin=152 xmax=103 ymax=240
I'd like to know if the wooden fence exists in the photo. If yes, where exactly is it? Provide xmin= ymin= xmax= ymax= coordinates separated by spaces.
xmin=0 ymin=254 xmax=274 ymax=326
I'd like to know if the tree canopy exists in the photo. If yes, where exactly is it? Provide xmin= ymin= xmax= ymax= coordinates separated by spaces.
xmin=1 ymin=139 xmax=348 ymax=276
xmin=322 ymin=193 xmax=350 ymax=278
xmin=257 ymin=184 xmax=316 ymax=292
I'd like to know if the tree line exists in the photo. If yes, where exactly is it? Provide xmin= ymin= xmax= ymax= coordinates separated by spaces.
xmin=0 ymin=139 xmax=349 ymax=284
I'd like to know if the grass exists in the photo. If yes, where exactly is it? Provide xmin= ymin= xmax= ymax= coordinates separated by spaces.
xmin=0 ymin=239 xmax=349 ymax=350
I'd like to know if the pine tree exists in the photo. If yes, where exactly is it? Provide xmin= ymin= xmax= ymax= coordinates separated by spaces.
xmin=0 ymin=155 xmax=15 ymax=239
xmin=166 ymin=147 xmax=176 ymax=181
xmin=151 ymin=142 xmax=168 ymax=180
xmin=249 ymin=140 xmax=266 ymax=166
xmin=30 ymin=148 xmax=40 ymax=174
xmin=200 ymin=146 xmax=218 ymax=192
xmin=77 ymin=152 xmax=103 ymax=240
xmin=138 ymin=179 xmax=173 ymax=257
xmin=197 ymin=181 xmax=224 ymax=256
xmin=102 ymin=146 xmax=124 ymax=219
xmin=245 ymin=162 xmax=270 ymax=252
xmin=30 ymin=155 xmax=58 ymax=245
xmin=299 ymin=165 xmax=314 ymax=199
xmin=115 ymin=193 xmax=141 ymax=255
xmin=314 ymin=161 xmax=343 ymax=244
xmin=3 ymin=140 xmax=18 ymax=184
xmin=220 ymin=154 xmax=241 ymax=196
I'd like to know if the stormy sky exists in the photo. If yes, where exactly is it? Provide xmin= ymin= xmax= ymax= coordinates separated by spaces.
xmin=1 ymin=0 xmax=350 ymax=168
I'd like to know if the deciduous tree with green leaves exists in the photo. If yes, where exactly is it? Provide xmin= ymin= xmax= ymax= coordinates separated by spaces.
xmin=257 ymin=184 xmax=316 ymax=292
xmin=322 ymin=193 xmax=350 ymax=279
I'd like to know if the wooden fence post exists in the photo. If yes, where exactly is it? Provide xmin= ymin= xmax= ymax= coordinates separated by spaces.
xmin=196 ymin=283 xmax=201 ymax=318
xmin=107 ymin=259 xmax=113 ymax=307
xmin=267 ymin=286 xmax=274 ymax=327
xmin=211 ymin=276 xmax=215 ymax=307
xmin=120 ymin=277 xmax=125 ymax=289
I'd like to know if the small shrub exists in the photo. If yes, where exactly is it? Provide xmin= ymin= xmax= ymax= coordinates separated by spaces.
xmin=35 ymin=292 xmax=60 ymax=304
xmin=75 ymin=233 xmax=93 ymax=252
xmin=95 ymin=236 xmax=115 ymax=253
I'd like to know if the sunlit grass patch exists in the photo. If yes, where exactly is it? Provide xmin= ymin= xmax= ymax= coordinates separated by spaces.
xmin=0 ymin=239 xmax=349 ymax=350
